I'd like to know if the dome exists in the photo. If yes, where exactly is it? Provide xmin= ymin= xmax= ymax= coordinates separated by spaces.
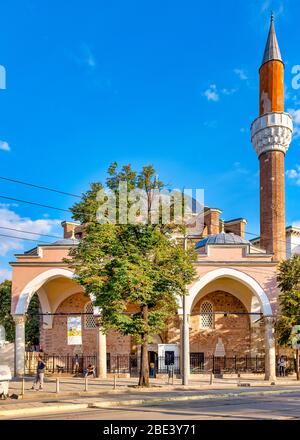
xmin=195 ymin=233 xmax=249 ymax=249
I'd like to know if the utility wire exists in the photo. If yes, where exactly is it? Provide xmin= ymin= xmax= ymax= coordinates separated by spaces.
xmin=0 ymin=177 xmax=300 ymax=247
xmin=0 ymin=226 xmax=61 ymax=239
xmin=0 ymin=176 xmax=81 ymax=198
xmin=0 ymin=233 xmax=51 ymax=244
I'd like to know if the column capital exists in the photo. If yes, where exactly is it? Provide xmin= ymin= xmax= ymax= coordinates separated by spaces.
xmin=178 ymin=314 xmax=190 ymax=322
xmin=264 ymin=316 xmax=276 ymax=326
xmin=13 ymin=315 xmax=27 ymax=325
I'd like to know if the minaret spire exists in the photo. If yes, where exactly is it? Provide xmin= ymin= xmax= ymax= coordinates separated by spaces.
xmin=251 ymin=16 xmax=293 ymax=262
xmin=261 ymin=13 xmax=282 ymax=66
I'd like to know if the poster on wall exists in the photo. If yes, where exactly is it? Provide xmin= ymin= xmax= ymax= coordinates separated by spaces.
xmin=67 ymin=316 xmax=82 ymax=345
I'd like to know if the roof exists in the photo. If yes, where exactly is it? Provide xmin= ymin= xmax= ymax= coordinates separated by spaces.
xmin=49 ymin=238 xmax=80 ymax=246
xmin=195 ymin=233 xmax=249 ymax=249
xmin=261 ymin=14 xmax=282 ymax=66
xmin=22 ymin=238 xmax=80 ymax=256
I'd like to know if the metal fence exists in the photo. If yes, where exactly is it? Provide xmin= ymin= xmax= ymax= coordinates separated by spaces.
xmin=24 ymin=353 xmax=97 ymax=375
xmin=25 ymin=352 xmax=297 ymax=376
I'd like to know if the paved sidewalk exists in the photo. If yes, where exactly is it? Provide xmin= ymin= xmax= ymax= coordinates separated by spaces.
xmin=0 ymin=374 xmax=299 ymax=419
xmin=4 ymin=374 xmax=299 ymax=401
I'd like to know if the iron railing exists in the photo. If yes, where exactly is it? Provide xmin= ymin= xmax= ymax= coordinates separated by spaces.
xmin=24 ymin=353 xmax=97 ymax=375
xmin=25 ymin=352 xmax=297 ymax=376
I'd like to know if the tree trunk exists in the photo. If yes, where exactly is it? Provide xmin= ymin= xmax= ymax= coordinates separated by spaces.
xmin=296 ymin=349 xmax=300 ymax=381
xmin=139 ymin=305 xmax=150 ymax=387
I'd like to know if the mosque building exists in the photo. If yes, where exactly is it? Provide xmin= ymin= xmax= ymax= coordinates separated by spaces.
xmin=10 ymin=16 xmax=294 ymax=381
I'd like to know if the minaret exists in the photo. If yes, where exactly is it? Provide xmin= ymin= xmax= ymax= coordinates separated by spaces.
xmin=251 ymin=15 xmax=293 ymax=261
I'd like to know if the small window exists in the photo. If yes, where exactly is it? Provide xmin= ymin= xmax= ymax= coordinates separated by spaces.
xmin=200 ymin=301 xmax=213 ymax=329
xmin=84 ymin=302 xmax=97 ymax=329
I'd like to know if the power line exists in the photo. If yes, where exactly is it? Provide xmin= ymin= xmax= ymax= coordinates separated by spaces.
xmin=1 ymin=178 xmax=300 ymax=248
xmin=0 ymin=176 xmax=81 ymax=198
xmin=0 ymin=195 xmax=71 ymax=213
xmin=0 ymin=233 xmax=51 ymax=244
xmin=0 ymin=226 xmax=61 ymax=239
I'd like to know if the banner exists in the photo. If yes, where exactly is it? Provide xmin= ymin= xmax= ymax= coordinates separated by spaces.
xmin=67 ymin=316 xmax=82 ymax=345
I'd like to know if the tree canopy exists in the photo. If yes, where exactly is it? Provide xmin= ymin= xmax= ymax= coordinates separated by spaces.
xmin=67 ymin=163 xmax=197 ymax=385
xmin=276 ymin=254 xmax=300 ymax=346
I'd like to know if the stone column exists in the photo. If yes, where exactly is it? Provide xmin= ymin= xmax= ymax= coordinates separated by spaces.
xmin=264 ymin=317 xmax=276 ymax=381
xmin=180 ymin=294 xmax=190 ymax=385
xmin=13 ymin=315 xmax=26 ymax=377
xmin=96 ymin=319 xmax=107 ymax=379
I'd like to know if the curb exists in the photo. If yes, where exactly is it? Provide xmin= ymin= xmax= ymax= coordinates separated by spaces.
xmin=88 ymin=388 xmax=300 ymax=409
xmin=0 ymin=388 xmax=299 ymax=418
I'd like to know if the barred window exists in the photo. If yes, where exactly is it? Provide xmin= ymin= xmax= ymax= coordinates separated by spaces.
xmin=200 ymin=301 xmax=213 ymax=329
xmin=84 ymin=302 xmax=97 ymax=329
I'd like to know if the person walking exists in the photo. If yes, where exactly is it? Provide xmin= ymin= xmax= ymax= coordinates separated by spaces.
xmin=278 ymin=356 xmax=286 ymax=377
xmin=73 ymin=354 xmax=80 ymax=376
xmin=31 ymin=355 xmax=46 ymax=391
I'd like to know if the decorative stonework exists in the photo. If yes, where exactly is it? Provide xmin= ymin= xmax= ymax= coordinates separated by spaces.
xmin=13 ymin=315 xmax=27 ymax=325
xmin=214 ymin=337 xmax=225 ymax=357
xmin=251 ymin=112 xmax=293 ymax=157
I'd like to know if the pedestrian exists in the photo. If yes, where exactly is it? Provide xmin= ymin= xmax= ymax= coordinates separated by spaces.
xmin=278 ymin=356 xmax=286 ymax=377
xmin=149 ymin=362 xmax=155 ymax=378
xmin=73 ymin=354 xmax=80 ymax=376
xmin=83 ymin=364 xmax=96 ymax=378
xmin=31 ymin=355 xmax=46 ymax=391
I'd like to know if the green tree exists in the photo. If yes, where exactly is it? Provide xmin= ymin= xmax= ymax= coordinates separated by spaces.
xmin=26 ymin=294 xmax=41 ymax=347
xmin=0 ymin=280 xmax=14 ymax=342
xmin=67 ymin=163 xmax=196 ymax=386
xmin=0 ymin=280 xmax=40 ymax=346
xmin=276 ymin=254 xmax=300 ymax=380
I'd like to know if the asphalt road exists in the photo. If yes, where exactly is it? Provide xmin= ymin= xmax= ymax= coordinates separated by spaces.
xmin=13 ymin=392 xmax=300 ymax=420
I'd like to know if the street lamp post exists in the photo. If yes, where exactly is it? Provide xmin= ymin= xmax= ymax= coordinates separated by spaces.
xmin=182 ymin=235 xmax=190 ymax=386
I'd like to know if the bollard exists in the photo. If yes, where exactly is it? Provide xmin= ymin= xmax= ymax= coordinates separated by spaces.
xmin=113 ymin=374 xmax=117 ymax=390
xmin=84 ymin=376 xmax=88 ymax=392
xmin=209 ymin=372 xmax=213 ymax=385
xmin=171 ymin=369 xmax=174 ymax=385
xmin=21 ymin=377 xmax=25 ymax=396
xmin=56 ymin=377 xmax=60 ymax=394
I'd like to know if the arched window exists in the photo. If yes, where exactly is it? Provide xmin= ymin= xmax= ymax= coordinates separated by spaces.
xmin=200 ymin=301 xmax=213 ymax=329
xmin=84 ymin=302 xmax=97 ymax=329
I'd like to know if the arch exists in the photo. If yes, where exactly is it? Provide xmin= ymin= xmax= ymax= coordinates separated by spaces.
xmin=14 ymin=268 xmax=75 ymax=315
xmin=181 ymin=268 xmax=272 ymax=316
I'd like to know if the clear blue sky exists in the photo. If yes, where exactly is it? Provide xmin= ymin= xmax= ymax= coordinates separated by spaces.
xmin=0 ymin=0 xmax=300 ymax=280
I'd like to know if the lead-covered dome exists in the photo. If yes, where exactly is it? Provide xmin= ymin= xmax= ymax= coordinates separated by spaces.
xmin=195 ymin=233 xmax=249 ymax=249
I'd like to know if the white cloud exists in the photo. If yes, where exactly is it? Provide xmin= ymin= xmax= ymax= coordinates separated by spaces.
xmin=203 ymin=84 xmax=237 ymax=102
xmin=0 ymin=140 xmax=10 ymax=152
xmin=203 ymin=84 xmax=219 ymax=102
xmin=234 ymin=69 xmax=248 ymax=81
xmin=0 ymin=204 xmax=61 ymax=257
xmin=0 ymin=268 xmax=12 ymax=282
xmin=286 ymin=165 xmax=300 ymax=186
xmin=221 ymin=88 xmax=237 ymax=95
xmin=73 ymin=44 xmax=96 ymax=69
xmin=260 ymin=0 xmax=284 ymax=16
